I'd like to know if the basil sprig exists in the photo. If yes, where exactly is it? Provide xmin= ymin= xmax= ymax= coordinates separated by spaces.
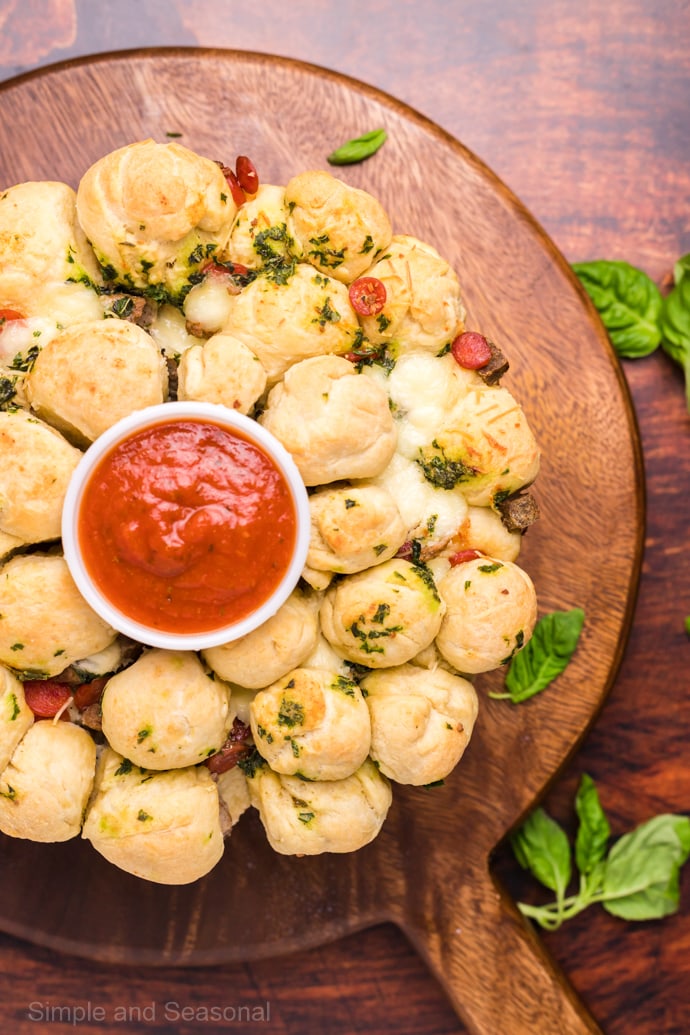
xmin=572 ymin=260 xmax=662 ymax=358
xmin=512 ymin=774 xmax=690 ymax=929
xmin=327 ymin=128 xmax=387 ymax=166
xmin=489 ymin=607 xmax=585 ymax=703
xmin=572 ymin=252 xmax=690 ymax=412
xmin=660 ymin=262 xmax=690 ymax=412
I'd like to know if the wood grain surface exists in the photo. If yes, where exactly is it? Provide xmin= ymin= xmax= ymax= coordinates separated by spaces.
xmin=0 ymin=4 xmax=687 ymax=1035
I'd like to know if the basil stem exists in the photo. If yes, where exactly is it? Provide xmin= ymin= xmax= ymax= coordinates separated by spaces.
xmin=512 ymin=775 xmax=690 ymax=930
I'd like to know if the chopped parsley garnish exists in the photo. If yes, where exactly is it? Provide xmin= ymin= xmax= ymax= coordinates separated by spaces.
xmin=9 ymin=346 xmax=39 ymax=373
xmin=308 ymin=234 xmax=345 ymax=268
xmin=277 ymin=697 xmax=305 ymax=728
xmin=237 ymin=747 xmax=267 ymax=778
xmin=330 ymin=675 xmax=358 ymax=697
xmin=416 ymin=442 xmax=474 ymax=490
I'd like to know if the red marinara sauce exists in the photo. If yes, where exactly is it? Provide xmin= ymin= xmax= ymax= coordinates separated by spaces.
xmin=78 ymin=419 xmax=297 ymax=634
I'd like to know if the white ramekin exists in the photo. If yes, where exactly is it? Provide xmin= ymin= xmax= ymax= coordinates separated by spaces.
xmin=61 ymin=401 xmax=310 ymax=651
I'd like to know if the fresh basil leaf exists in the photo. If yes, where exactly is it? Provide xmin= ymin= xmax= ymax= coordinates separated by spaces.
xmin=511 ymin=807 xmax=572 ymax=897
xmin=601 ymin=814 xmax=690 ymax=921
xmin=573 ymin=260 xmax=662 ymax=358
xmin=327 ymin=128 xmax=387 ymax=166
xmin=574 ymin=773 xmax=611 ymax=876
xmin=660 ymin=273 xmax=690 ymax=412
xmin=502 ymin=607 xmax=585 ymax=703
xmin=673 ymin=253 xmax=690 ymax=286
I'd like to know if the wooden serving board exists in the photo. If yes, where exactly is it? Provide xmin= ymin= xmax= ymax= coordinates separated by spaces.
xmin=0 ymin=49 xmax=644 ymax=1035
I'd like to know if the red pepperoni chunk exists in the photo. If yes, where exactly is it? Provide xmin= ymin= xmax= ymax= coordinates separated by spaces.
xmin=22 ymin=680 xmax=72 ymax=719
xmin=235 ymin=155 xmax=259 ymax=195
xmin=449 ymin=549 xmax=482 ymax=566
xmin=451 ymin=331 xmax=492 ymax=370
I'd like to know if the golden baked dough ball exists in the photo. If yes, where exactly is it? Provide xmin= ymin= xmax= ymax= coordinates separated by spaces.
xmin=177 ymin=332 xmax=267 ymax=414
xmin=222 ymin=262 xmax=359 ymax=383
xmin=249 ymin=668 xmax=371 ymax=780
xmin=384 ymin=350 xmax=480 ymax=460
xmin=246 ymin=757 xmax=392 ymax=855
xmin=420 ymin=382 xmax=540 ymax=507
xmin=101 ymin=649 xmax=230 ymax=770
xmin=0 ymin=721 xmax=96 ymax=842
xmin=0 ymin=181 xmax=103 ymax=346
xmin=307 ymin=484 xmax=407 ymax=574
xmin=216 ymin=765 xmax=251 ymax=832
xmin=25 ymin=319 xmax=168 ymax=445
xmin=436 ymin=556 xmax=538 ymax=673
xmin=319 ymin=558 xmax=445 ymax=668
xmin=0 ymin=530 xmax=23 ymax=561
xmin=0 ymin=409 xmax=82 ymax=543
xmin=227 ymin=184 xmax=292 ymax=269
xmin=454 ymin=505 xmax=523 ymax=563
xmin=0 ymin=553 xmax=116 ymax=677
xmin=202 ymin=588 xmax=320 ymax=690
xmin=361 ymin=664 xmax=478 ymax=785
xmin=76 ymin=139 xmax=237 ymax=303
xmin=285 ymin=170 xmax=392 ymax=284
xmin=82 ymin=747 xmax=224 ymax=884
xmin=259 ymin=355 xmax=396 ymax=485
xmin=364 ymin=450 xmax=469 ymax=548
xmin=356 ymin=235 xmax=465 ymax=352
xmin=0 ymin=665 xmax=33 ymax=773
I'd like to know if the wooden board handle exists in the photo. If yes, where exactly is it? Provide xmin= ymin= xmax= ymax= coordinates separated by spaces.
xmin=401 ymin=869 xmax=604 ymax=1035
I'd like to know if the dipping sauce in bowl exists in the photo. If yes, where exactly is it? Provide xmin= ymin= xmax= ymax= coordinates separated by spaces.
xmin=62 ymin=402 xmax=310 ymax=650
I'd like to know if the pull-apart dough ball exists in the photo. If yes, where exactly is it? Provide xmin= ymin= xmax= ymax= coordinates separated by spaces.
xmin=227 ymin=184 xmax=292 ymax=270
xmin=0 ymin=553 xmax=116 ymax=677
xmin=307 ymin=484 xmax=407 ymax=574
xmin=364 ymin=450 xmax=469 ymax=549
xmin=0 ymin=666 xmax=33 ymax=773
xmin=250 ymin=668 xmax=371 ymax=780
xmin=0 ymin=409 xmax=82 ymax=543
xmin=216 ymin=765 xmax=251 ymax=832
xmin=259 ymin=355 xmax=396 ymax=485
xmin=202 ymin=588 xmax=320 ymax=690
xmin=222 ymin=263 xmax=359 ymax=383
xmin=177 ymin=332 xmax=267 ymax=413
xmin=320 ymin=558 xmax=445 ymax=668
xmin=0 ymin=720 xmax=96 ymax=842
xmin=454 ymin=505 xmax=523 ymax=563
xmin=247 ymin=757 xmax=392 ymax=855
xmin=423 ymin=382 xmax=540 ymax=507
xmin=25 ymin=319 xmax=168 ymax=445
xmin=82 ymin=747 xmax=224 ymax=884
xmin=361 ymin=664 xmax=478 ymax=785
xmin=0 ymin=181 xmax=103 ymax=346
xmin=436 ymin=556 xmax=538 ymax=673
xmin=385 ymin=350 xmax=480 ymax=460
xmin=76 ymin=139 xmax=237 ymax=302
xmin=356 ymin=235 xmax=465 ymax=352
xmin=101 ymin=649 xmax=230 ymax=770
xmin=285 ymin=170 xmax=392 ymax=283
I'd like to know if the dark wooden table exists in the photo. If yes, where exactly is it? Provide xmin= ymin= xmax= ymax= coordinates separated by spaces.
xmin=0 ymin=2 xmax=688 ymax=1033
